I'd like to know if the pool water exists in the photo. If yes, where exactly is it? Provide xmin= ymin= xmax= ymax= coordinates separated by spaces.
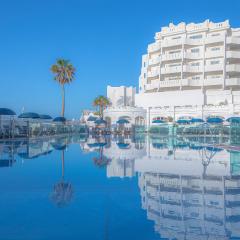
xmin=0 ymin=135 xmax=240 ymax=240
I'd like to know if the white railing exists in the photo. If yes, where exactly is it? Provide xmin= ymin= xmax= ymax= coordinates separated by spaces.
xmin=147 ymin=69 xmax=160 ymax=78
xmin=161 ymin=53 xmax=182 ymax=61
xmin=226 ymin=64 xmax=240 ymax=72
xmin=205 ymin=64 xmax=223 ymax=72
xmin=226 ymin=51 xmax=240 ymax=58
xmin=204 ymin=78 xmax=222 ymax=86
xmin=184 ymin=52 xmax=202 ymax=59
xmin=159 ymin=79 xmax=181 ymax=88
xmin=148 ymin=42 xmax=161 ymax=53
xmin=205 ymin=50 xmax=224 ymax=58
xmin=148 ymin=57 xmax=161 ymax=66
xmin=161 ymin=66 xmax=182 ymax=74
xmin=205 ymin=35 xmax=225 ymax=44
xmin=184 ymin=65 xmax=203 ymax=72
xmin=226 ymin=78 xmax=240 ymax=86
xmin=227 ymin=37 xmax=240 ymax=45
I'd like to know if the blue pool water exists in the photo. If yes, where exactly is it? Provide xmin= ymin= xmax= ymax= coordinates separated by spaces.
xmin=0 ymin=135 xmax=240 ymax=240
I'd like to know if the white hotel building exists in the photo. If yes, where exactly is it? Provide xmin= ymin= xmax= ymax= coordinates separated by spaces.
xmin=104 ymin=20 xmax=240 ymax=127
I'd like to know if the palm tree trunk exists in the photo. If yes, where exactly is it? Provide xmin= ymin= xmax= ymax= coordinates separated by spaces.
xmin=61 ymin=84 xmax=65 ymax=117
xmin=62 ymin=150 xmax=65 ymax=180
xmin=100 ymin=105 xmax=103 ymax=119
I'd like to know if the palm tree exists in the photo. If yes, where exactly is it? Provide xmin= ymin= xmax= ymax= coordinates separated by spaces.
xmin=51 ymin=59 xmax=76 ymax=117
xmin=93 ymin=96 xmax=110 ymax=119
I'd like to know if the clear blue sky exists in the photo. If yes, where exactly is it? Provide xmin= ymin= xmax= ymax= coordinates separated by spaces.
xmin=0 ymin=0 xmax=239 ymax=118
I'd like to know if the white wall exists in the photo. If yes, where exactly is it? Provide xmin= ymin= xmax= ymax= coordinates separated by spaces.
xmin=107 ymin=85 xmax=136 ymax=107
xmin=135 ymin=90 xmax=204 ymax=108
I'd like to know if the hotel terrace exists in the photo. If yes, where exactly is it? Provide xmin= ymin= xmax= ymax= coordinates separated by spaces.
xmin=103 ymin=20 xmax=240 ymax=128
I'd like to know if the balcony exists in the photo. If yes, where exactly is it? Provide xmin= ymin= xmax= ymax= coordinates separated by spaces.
xmin=188 ymin=79 xmax=203 ymax=87
xmin=205 ymin=35 xmax=225 ymax=44
xmin=204 ymin=78 xmax=223 ymax=86
xmin=205 ymin=64 xmax=223 ymax=72
xmin=184 ymin=52 xmax=202 ymax=59
xmin=184 ymin=65 xmax=203 ymax=73
xmin=161 ymin=66 xmax=182 ymax=74
xmin=145 ymin=80 xmax=159 ymax=91
xmin=147 ymin=69 xmax=160 ymax=78
xmin=205 ymin=50 xmax=224 ymax=58
xmin=161 ymin=53 xmax=182 ymax=61
xmin=161 ymin=38 xmax=203 ymax=48
xmin=225 ymin=78 xmax=240 ymax=86
xmin=159 ymin=79 xmax=181 ymax=88
xmin=148 ymin=57 xmax=161 ymax=66
xmin=226 ymin=51 xmax=240 ymax=59
xmin=162 ymin=38 xmax=183 ymax=48
xmin=226 ymin=64 xmax=240 ymax=72
xmin=227 ymin=37 xmax=240 ymax=45
xmin=148 ymin=42 xmax=161 ymax=53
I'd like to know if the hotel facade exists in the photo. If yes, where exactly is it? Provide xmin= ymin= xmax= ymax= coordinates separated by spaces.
xmin=104 ymin=20 xmax=240 ymax=127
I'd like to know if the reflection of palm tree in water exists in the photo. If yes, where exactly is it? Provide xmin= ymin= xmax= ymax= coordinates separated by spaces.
xmin=93 ymin=146 xmax=111 ymax=168
xmin=51 ymin=148 xmax=73 ymax=207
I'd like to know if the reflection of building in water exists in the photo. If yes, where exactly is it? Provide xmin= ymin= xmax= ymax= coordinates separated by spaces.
xmin=17 ymin=139 xmax=54 ymax=159
xmin=136 ymin=144 xmax=240 ymax=240
xmin=103 ymin=138 xmax=146 ymax=178
xmin=0 ymin=141 xmax=17 ymax=167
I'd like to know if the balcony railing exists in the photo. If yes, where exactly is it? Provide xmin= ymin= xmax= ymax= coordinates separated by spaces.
xmin=144 ymin=77 xmax=240 ymax=90
xmin=205 ymin=64 xmax=223 ymax=72
xmin=147 ymin=70 xmax=160 ymax=78
xmin=226 ymin=78 xmax=240 ymax=86
xmin=205 ymin=50 xmax=224 ymax=58
xmin=183 ymin=65 xmax=203 ymax=73
xmin=161 ymin=66 xmax=182 ymax=74
xmin=148 ymin=57 xmax=161 ymax=66
xmin=161 ymin=53 xmax=182 ymax=61
xmin=226 ymin=64 xmax=240 ymax=72
xmin=227 ymin=37 xmax=240 ymax=45
xmin=148 ymin=42 xmax=161 ymax=53
xmin=226 ymin=51 xmax=240 ymax=59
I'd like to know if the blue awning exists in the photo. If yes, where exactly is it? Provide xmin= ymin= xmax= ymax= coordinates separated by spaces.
xmin=117 ymin=142 xmax=130 ymax=149
xmin=190 ymin=118 xmax=204 ymax=123
xmin=39 ymin=114 xmax=52 ymax=120
xmin=87 ymin=142 xmax=107 ymax=148
xmin=226 ymin=117 xmax=240 ymax=123
xmin=87 ymin=116 xmax=98 ymax=122
xmin=18 ymin=112 xmax=40 ymax=119
xmin=177 ymin=119 xmax=190 ymax=124
xmin=53 ymin=117 xmax=66 ymax=122
xmin=0 ymin=108 xmax=16 ymax=116
xmin=94 ymin=119 xmax=107 ymax=125
xmin=152 ymin=119 xmax=166 ymax=124
xmin=117 ymin=119 xmax=129 ymax=124
xmin=207 ymin=117 xmax=224 ymax=124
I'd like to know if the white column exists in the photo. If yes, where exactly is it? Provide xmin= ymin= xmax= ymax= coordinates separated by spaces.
xmin=158 ymin=41 xmax=162 ymax=92
xmin=180 ymin=39 xmax=184 ymax=90
xmin=223 ymin=32 xmax=227 ymax=90
xmin=202 ymin=39 xmax=206 ymax=89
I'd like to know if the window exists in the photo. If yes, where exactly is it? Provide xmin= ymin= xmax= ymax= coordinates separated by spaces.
xmin=169 ymin=63 xmax=181 ymax=67
xmin=144 ymin=73 xmax=146 ymax=78
xmin=191 ymin=48 xmax=200 ymax=53
xmin=191 ymin=62 xmax=200 ymax=66
xmin=210 ymin=60 xmax=220 ymax=65
xmin=143 ymin=62 xmax=146 ymax=67
xmin=192 ymin=76 xmax=200 ymax=80
xmin=189 ymin=34 xmax=202 ymax=39
xmin=211 ymin=33 xmax=220 ymax=37
xmin=211 ymin=47 xmax=220 ymax=51
xmin=169 ymin=50 xmax=181 ymax=54
xmin=172 ymin=36 xmax=181 ymax=40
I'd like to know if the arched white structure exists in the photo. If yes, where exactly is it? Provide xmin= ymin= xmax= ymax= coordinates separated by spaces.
xmin=103 ymin=106 xmax=146 ymax=125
